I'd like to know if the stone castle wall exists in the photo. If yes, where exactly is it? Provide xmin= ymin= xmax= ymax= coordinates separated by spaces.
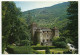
xmin=31 ymin=23 xmax=59 ymax=46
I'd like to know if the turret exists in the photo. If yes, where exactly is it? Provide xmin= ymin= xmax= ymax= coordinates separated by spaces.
xmin=52 ymin=27 xmax=59 ymax=37
xmin=35 ymin=28 xmax=43 ymax=44
xmin=31 ymin=23 xmax=37 ymax=41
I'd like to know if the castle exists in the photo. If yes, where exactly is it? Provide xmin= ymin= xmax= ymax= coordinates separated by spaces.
xmin=31 ymin=23 xmax=59 ymax=46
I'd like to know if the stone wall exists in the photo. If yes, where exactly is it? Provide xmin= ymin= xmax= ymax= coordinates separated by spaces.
xmin=31 ymin=23 xmax=59 ymax=46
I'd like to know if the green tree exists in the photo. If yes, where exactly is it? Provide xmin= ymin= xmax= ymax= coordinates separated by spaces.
xmin=52 ymin=37 xmax=67 ymax=48
xmin=66 ymin=1 xmax=78 ymax=49
xmin=2 ymin=2 xmax=21 ymax=52
xmin=2 ymin=1 xmax=32 ymax=53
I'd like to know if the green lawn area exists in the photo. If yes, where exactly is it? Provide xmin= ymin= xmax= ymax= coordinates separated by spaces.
xmin=36 ymin=50 xmax=45 ymax=54
xmin=7 ymin=45 xmax=34 ymax=54
xmin=31 ymin=45 xmax=68 ymax=54
xmin=7 ymin=45 xmax=68 ymax=54
xmin=50 ymin=48 xmax=68 ymax=54
xmin=36 ymin=48 xmax=68 ymax=54
xmin=31 ymin=45 xmax=56 ymax=50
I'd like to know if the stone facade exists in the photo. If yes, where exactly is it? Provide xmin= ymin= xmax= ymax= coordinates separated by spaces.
xmin=31 ymin=23 xmax=59 ymax=46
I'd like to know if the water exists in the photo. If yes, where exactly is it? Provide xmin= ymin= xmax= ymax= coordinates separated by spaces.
xmin=67 ymin=43 xmax=76 ymax=51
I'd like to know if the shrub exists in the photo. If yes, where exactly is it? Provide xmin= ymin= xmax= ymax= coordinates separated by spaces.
xmin=66 ymin=38 xmax=73 ymax=43
xmin=7 ymin=47 xmax=14 ymax=53
xmin=15 ymin=40 xmax=30 ymax=46
xmin=45 ymin=46 xmax=50 ymax=54
xmin=31 ymin=46 xmax=56 ymax=50
xmin=63 ymin=50 xmax=72 ymax=54
xmin=7 ymin=45 xmax=33 ymax=54
xmin=52 ymin=37 xmax=67 ymax=48
xmin=53 ymin=37 xmax=60 ymax=41
xmin=55 ymin=41 xmax=67 ymax=48
xmin=20 ymin=40 xmax=28 ymax=46
xmin=7 ymin=45 xmax=46 ymax=54
xmin=36 ymin=44 xmax=41 ymax=46
xmin=2 ymin=36 xmax=7 ymax=53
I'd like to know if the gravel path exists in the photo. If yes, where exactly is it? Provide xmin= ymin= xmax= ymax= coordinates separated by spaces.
xmin=36 ymin=50 xmax=45 ymax=51
xmin=3 ymin=48 xmax=9 ymax=54
xmin=4 ymin=50 xmax=8 ymax=54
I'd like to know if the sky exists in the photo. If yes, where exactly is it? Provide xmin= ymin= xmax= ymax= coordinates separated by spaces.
xmin=14 ymin=1 xmax=68 ymax=12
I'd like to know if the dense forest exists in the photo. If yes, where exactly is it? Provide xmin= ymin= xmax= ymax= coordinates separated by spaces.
xmin=2 ymin=1 xmax=78 ymax=54
xmin=2 ymin=1 xmax=32 ymax=53
xmin=22 ymin=2 xmax=69 ymax=29
xmin=22 ymin=1 xmax=78 ymax=49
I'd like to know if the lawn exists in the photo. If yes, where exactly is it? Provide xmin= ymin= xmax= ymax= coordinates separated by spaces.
xmin=36 ymin=50 xmax=45 ymax=54
xmin=31 ymin=45 xmax=56 ymax=50
xmin=7 ymin=45 xmax=68 ymax=54
xmin=36 ymin=48 xmax=68 ymax=54
xmin=7 ymin=45 xmax=34 ymax=54
xmin=50 ymin=48 xmax=69 ymax=54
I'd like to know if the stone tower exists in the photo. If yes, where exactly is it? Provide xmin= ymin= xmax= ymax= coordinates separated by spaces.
xmin=31 ymin=23 xmax=37 ymax=41
xmin=35 ymin=28 xmax=43 ymax=44
xmin=52 ymin=27 xmax=59 ymax=37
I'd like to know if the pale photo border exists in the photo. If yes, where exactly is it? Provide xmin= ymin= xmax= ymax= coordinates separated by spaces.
xmin=0 ymin=0 xmax=79 ymax=55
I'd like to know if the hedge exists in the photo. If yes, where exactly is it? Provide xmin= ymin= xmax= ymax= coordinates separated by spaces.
xmin=7 ymin=45 xmax=46 ymax=54
xmin=31 ymin=46 xmax=56 ymax=50
xmin=7 ymin=45 xmax=33 ymax=54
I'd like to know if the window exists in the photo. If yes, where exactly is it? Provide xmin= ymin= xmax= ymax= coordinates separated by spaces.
xmin=47 ymin=39 xmax=49 ymax=42
xmin=43 ymin=31 xmax=45 ymax=33
xmin=47 ymin=35 xmax=48 ymax=37
xmin=43 ymin=39 xmax=45 ymax=42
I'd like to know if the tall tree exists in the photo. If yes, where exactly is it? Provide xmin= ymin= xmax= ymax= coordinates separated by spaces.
xmin=2 ymin=1 xmax=33 ymax=54
xmin=2 ymin=1 xmax=21 ymax=46
xmin=2 ymin=1 xmax=21 ymax=53
xmin=67 ymin=1 xmax=78 ymax=49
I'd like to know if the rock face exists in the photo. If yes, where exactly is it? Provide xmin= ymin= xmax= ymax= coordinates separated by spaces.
xmin=31 ymin=23 xmax=59 ymax=46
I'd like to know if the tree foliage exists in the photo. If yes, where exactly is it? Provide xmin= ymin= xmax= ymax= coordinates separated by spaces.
xmin=66 ymin=1 xmax=78 ymax=49
xmin=52 ymin=37 xmax=67 ymax=48
xmin=2 ymin=2 xmax=22 ymax=52
xmin=2 ymin=1 xmax=32 ymax=53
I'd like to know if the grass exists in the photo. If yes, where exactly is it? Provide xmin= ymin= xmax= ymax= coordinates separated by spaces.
xmin=32 ymin=45 xmax=68 ymax=54
xmin=7 ymin=45 xmax=46 ymax=54
xmin=50 ymin=48 xmax=68 ymax=54
xmin=50 ymin=48 xmax=68 ymax=51
xmin=7 ymin=45 xmax=34 ymax=54
xmin=31 ymin=46 xmax=56 ymax=50
xmin=7 ymin=45 xmax=68 ymax=54
xmin=36 ymin=50 xmax=45 ymax=54
xmin=36 ymin=48 xmax=69 ymax=54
